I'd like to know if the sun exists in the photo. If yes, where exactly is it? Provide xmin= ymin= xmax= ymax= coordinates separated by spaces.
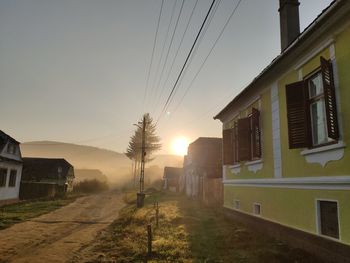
xmin=172 ymin=137 xmax=189 ymax=156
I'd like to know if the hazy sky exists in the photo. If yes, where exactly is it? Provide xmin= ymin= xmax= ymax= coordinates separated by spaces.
xmin=0 ymin=0 xmax=333 ymax=154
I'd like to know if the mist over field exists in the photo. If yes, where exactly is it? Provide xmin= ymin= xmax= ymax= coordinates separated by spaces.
xmin=20 ymin=141 xmax=183 ymax=186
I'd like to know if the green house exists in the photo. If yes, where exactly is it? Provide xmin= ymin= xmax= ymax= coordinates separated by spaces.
xmin=214 ymin=0 xmax=350 ymax=260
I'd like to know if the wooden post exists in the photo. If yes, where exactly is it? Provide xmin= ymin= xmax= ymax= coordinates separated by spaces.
xmin=147 ymin=224 xmax=152 ymax=256
xmin=155 ymin=202 xmax=159 ymax=228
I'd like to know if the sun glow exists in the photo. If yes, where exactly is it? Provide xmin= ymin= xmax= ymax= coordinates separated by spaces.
xmin=172 ymin=137 xmax=189 ymax=156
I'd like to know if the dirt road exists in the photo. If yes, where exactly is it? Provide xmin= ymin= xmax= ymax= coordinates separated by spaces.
xmin=0 ymin=191 xmax=124 ymax=263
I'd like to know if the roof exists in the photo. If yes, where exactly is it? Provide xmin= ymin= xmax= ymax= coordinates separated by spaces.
xmin=0 ymin=130 xmax=20 ymax=152
xmin=214 ymin=0 xmax=344 ymax=120
xmin=22 ymin=157 xmax=74 ymax=181
xmin=163 ymin=167 xmax=183 ymax=179
xmin=189 ymin=137 xmax=222 ymax=147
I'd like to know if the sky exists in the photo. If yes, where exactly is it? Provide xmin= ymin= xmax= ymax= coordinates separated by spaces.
xmin=0 ymin=0 xmax=333 ymax=154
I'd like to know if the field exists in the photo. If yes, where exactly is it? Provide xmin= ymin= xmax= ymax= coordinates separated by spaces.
xmin=88 ymin=190 xmax=323 ymax=262
xmin=0 ymin=195 xmax=79 ymax=230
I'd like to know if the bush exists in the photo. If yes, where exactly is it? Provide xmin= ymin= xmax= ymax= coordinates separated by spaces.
xmin=73 ymin=179 xmax=109 ymax=194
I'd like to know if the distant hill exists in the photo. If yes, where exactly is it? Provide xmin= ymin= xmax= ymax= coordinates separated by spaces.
xmin=20 ymin=141 xmax=183 ymax=185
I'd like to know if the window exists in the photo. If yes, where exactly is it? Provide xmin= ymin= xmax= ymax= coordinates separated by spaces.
xmin=318 ymin=200 xmax=339 ymax=239
xmin=223 ymin=108 xmax=261 ymax=164
xmin=0 ymin=168 xmax=7 ymax=187
xmin=7 ymin=143 xmax=16 ymax=154
xmin=253 ymin=203 xmax=261 ymax=215
xmin=286 ymin=57 xmax=339 ymax=149
xmin=8 ymin=170 xmax=17 ymax=187
xmin=234 ymin=200 xmax=240 ymax=209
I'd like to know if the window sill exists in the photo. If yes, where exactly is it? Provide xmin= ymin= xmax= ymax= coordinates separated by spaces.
xmin=245 ymin=159 xmax=263 ymax=173
xmin=301 ymin=141 xmax=346 ymax=167
xmin=229 ymin=164 xmax=241 ymax=175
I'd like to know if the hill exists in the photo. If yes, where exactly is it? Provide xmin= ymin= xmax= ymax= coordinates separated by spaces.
xmin=20 ymin=141 xmax=183 ymax=185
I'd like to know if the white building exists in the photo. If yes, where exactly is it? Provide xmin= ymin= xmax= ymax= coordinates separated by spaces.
xmin=0 ymin=130 xmax=23 ymax=205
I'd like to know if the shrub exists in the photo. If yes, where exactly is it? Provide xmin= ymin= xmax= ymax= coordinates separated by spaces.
xmin=73 ymin=179 xmax=109 ymax=194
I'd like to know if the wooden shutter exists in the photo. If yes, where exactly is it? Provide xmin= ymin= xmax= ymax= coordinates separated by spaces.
xmin=233 ymin=122 xmax=238 ymax=163
xmin=223 ymin=129 xmax=234 ymax=165
xmin=238 ymin=117 xmax=251 ymax=161
xmin=251 ymin=108 xmax=261 ymax=159
xmin=286 ymin=81 xmax=311 ymax=149
xmin=321 ymin=57 xmax=339 ymax=140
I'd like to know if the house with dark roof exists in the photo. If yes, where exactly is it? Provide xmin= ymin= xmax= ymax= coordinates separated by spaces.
xmin=182 ymin=137 xmax=222 ymax=206
xmin=20 ymin=158 xmax=75 ymax=199
xmin=163 ymin=167 xmax=183 ymax=192
xmin=0 ymin=130 xmax=23 ymax=205
xmin=214 ymin=0 xmax=350 ymax=260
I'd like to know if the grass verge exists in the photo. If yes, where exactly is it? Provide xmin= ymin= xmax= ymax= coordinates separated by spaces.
xmin=0 ymin=193 xmax=82 ymax=230
xmin=90 ymin=190 xmax=323 ymax=262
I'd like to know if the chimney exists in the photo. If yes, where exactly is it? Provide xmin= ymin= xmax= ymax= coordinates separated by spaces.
xmin=279 ymin=0 xmax=300 ymax=51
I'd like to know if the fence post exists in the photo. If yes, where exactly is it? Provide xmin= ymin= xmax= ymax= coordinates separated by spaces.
xmin=155 ymin=202 xmax=159 ymax=228
xmin=147 ymin=224 xmax=152 ymax=256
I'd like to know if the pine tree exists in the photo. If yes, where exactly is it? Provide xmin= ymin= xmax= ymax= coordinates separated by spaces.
xmin=125 ymin=113 xmax=161 ymax=187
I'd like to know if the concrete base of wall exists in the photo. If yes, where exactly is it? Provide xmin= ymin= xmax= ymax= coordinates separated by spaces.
xmin=223 ymin=207 xmax=350 ymax=263
xmin=0 ymin=198 xmax=19 ymax=206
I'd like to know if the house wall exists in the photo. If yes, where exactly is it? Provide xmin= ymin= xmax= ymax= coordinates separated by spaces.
xmin=0 ymin=162 xmax=23 ymax=202
xmin=224 ymin=185 xmax=350 ymax=245
xmin=278 ymin=30 xmax=350 ymax=177
xmin=224 ymin=91 xmax=275 ymax=180
xmin=222 ymin=17 xmax=350 ymax=246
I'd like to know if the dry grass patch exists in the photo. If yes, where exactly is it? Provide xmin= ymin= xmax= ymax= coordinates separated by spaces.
xmin=89 ymin=191 xmax=323 ymax=263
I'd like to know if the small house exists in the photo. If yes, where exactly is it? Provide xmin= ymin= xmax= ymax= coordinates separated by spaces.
xmin=182 ymin=137 xmax=222 ymax=206
xmin=0 ymin=130 xmax=23 ymax=205
xmin=21 ymin=157 xmax=75 ymax=199
xmin=163 ymin=167 xmax=182 ymax=192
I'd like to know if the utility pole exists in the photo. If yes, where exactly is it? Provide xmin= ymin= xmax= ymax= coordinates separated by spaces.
xmin=137 ymin=115 xmax=146 ymax=208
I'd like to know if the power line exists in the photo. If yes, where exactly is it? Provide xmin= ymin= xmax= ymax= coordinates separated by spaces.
xmin=153 ymin=0 xmax=220 ymax=117
xmin=170 ymin=0 xmax=243 ymax=115
xmin=166 ymin=0 xmax=222 ymax=112
xmin=156 ymin=0 xmax=217 ymax=124
xmin=151 ymin=0 xmax=185 ymax=112
xmin=156 ymin=0 xmax=221 ymax=121
xmin=152 ymin=0 xmax=199 ymax=114
xmin=148 ymin=0 xmax=178 ymax=104
xmin=143 ymin=0 xmax=165 ymax=110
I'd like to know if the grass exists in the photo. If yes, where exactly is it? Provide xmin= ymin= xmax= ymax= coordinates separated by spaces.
xmin=0 ymin=193 xmax=81 ymax=230
xmin=90 ymin=190 xmax=323 ymax=263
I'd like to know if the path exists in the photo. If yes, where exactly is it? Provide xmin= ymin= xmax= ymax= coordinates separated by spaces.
xmin=0 ymin=191 xmax=124 ymax=263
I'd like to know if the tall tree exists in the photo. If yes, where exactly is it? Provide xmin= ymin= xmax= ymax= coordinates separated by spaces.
xmin=125 ymin=113 xmax=161 ymax=187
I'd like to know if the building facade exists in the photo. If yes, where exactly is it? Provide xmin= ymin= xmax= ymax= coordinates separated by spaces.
xmin=182 ymin=137 xmax=222 ymax=206
xmin=214 ymin=0 xmax=350 ymax=256
xmin=21 ymin=157 xmax=75 ymax=199
xmin=163 ymin=166 xmax=182 ymax=192
xmin=0 ymin=131 xmax=23 ymax=205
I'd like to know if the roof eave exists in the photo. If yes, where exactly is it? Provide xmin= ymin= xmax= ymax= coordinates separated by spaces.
xmin=214 ymin=0 xmax=342 ymax=121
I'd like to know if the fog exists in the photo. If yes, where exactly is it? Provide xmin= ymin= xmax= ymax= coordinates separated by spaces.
xmin=20 ymin=141 xmax=183 ymax=187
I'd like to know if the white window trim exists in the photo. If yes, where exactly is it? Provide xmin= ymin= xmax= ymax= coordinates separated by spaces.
xmin=293 ymin=38 xmax=334 ymax=70
xmin=229 ymin=164 xmax=241 ymax=175
xmin=301 ymin=141 xmax=346 ymax=167
xmin=234 ymin=199 xmax=240 ymax=210
xmin=245 ymin=159 xmax=263 ymax=173
xmin=295 ymin=44 xmax=345 ymax=167
xmin=301 ymin=141 xmax=346 ymax=155
xmin=315 ymin=198 xmax=341 ymax=241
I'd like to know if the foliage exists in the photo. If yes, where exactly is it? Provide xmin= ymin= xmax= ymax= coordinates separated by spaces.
xmin=125 ymin=113 xmax=161 ymax=163
xmin=89 ymin=191 xmax=322 ymax=262
xmin=73 ymin=179 xmax=109 ymax=194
